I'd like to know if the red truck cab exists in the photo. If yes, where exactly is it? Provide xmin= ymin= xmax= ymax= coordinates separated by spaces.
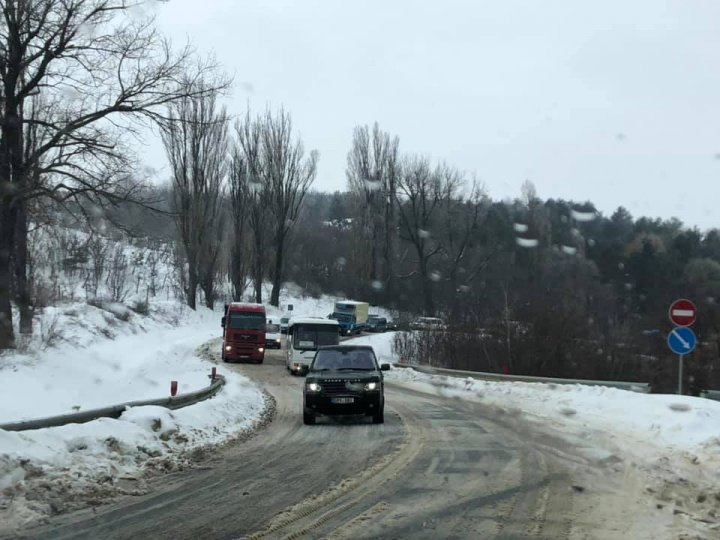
xmin=221 ymin=303 xmax=266 ymax=363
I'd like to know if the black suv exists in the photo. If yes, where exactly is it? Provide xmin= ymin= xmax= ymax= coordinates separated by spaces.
xmin=303 ymin=345 xmax=390 ymax=425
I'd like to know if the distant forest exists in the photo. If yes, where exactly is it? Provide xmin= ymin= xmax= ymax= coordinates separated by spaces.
xmin=96 ymin=171 xmax=720 ymax=394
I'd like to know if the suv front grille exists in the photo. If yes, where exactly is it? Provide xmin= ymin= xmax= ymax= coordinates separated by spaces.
xmin=321 ymin=380 xmax=366 ymax=394
xmin=322 ymin=381 xmax=349 ymax=394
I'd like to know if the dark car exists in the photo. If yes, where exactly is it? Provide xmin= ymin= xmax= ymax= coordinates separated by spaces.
xmin=366 ymin=315 xmax=387 ymax=332
xmin=303 ymin=345 xmax=390 ymax=425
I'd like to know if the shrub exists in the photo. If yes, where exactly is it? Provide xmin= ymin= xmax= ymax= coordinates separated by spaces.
xmin=131 ymin=300 xmax=150 ymax=316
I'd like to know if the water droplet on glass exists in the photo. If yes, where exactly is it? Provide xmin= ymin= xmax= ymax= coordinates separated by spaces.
xmin=363 ymin=178 xmax=382 ymax=191
xmin=458 ymin=285 xmax=471 ymax=293
xmin=77 ymin=21 xmax=97 ymax=39
xmin=371 ymin=280 xmax=384 ymax=291
xmin=596 ymin=348 xmax=603 ymax=355
xmin=624 ymin=283 xmax=633 ymax=291
xmin=516 ymin=237 xmax=539 ymax=248
xmin=60 ymin=86 xmax=81 ymax=101
xmin=570 ymin=209 xmax=597 ymax=222
xmin=561 ymin=245 xmax=577 ymax=255
xmin=513 ymin=223 xmax=528 ymax=233
xmin=127 ymin=2 xmax=149 ymax=19
xmin=429 ymin=271 xmax=442 ymax=282
xmin=616 ymin=133 xmax=626 ymax=141
xmin=560 ymin=215 xmax=568 ymax=224
xmin=336 ymin=257 xmax=347 ymax=268
xmin=418 ymin=229 xmax=431 ymax=239
xmin=618 ymin=262 xmax=625 ymax=270
xmin=587 ymin=238 xmax=596 ymax=247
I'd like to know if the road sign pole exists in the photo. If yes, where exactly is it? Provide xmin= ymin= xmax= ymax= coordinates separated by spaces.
xmin=678 ymin=354 xmax=683 ymax=395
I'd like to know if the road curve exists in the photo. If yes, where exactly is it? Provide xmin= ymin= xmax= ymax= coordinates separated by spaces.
xmin=15 ymin=345 xmax=668 ymax=539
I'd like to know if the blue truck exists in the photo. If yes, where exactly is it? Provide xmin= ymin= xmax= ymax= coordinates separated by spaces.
xmin=332 ymin=301 xmax=370 ymax=335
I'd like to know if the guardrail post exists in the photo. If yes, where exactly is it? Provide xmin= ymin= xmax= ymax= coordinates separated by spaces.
xmin=211 ymin=367 xmax=217 ymax=380
xmin=170 ymin=380 xmax=178 ymax=396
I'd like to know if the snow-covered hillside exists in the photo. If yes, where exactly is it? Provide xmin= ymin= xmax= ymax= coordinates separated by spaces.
xmin=27 ymin=224 xmax=178 ymax=310
xmin=1 ymin=301 xmax=224 ymax=422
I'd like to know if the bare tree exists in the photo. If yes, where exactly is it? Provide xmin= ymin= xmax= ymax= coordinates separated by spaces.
xmin=439 ymin=179 xmax=485 ymax=299
xmin=261 ymin=108 xmax=317 ymax=307
xmin=85 ymin=233 xmax=107 ymax=298
xmin=0 ymin=0 xmax=228 ymax=348
xmin=396 ymin=159 xmax=460 ymax=315
xmin=346 ymin=123 xmax=399 ymax=295
xmin=231 ymin=112 xmax=267 ymax=303
xmin=161 ymin=89 xmax=228 ymax=310
xmin=106 ymin=244 xmax=129 ymax=302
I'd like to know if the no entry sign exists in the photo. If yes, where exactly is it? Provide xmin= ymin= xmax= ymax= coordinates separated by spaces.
xmin=669 ymin=299 xmax=697 ymax=327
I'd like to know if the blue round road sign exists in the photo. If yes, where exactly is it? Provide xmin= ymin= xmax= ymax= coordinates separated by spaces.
xmin=667 ymin=327 xmax=697 ymax=355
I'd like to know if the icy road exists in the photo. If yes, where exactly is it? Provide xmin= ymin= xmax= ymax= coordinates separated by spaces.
xmin=13 ymin=345 xmax=709 ymax=540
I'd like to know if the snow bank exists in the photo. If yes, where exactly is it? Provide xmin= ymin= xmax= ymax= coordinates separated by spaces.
xmin=389 ymin=366 xmax=720 ymax=459
xmin=0 ymin=298 xmax=267 ymax=533
xmin=0 ymin=370 xmax=265 ymax=531
xmin=347 ymin=332 xmax=720 ymax=472
xmin=0 ymin=301 xmax=222 ymax=422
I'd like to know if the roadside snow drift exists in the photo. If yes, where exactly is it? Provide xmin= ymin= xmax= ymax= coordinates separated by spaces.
xmin=347 ymin=332 xmax=720 ymax=480
xmin=0 ymin=300 xmax=267 ymax=533
xmin=0 ymin=301 xmax=225 ymax=422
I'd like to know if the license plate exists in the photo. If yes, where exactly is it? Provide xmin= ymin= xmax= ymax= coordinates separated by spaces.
xmin=331 ymin=397 xmax=354 ymax=404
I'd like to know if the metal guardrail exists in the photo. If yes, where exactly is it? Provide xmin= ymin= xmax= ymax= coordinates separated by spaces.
xmin=0 ymin=374 xmax=226 ymax=432
xmin=700 ymin=389 xmax=720 ymax=401
xmin=394 ymin=363 xmax=651 ymax=393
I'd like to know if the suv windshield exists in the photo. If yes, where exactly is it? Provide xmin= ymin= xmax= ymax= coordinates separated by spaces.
xmin=312 ymin=349 xmax=378 ymax=371
xmin=293 ymin=325 xmax=338 ymax=350
xmin=228 ymin=312 xmax=265 ymax=330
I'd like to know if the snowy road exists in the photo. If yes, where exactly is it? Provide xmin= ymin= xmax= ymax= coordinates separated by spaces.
xmin=12 ymin=346 xmax=700 ymax=539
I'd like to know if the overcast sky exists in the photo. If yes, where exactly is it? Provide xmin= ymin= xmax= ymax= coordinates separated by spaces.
xmin=147 ymin=0 xmax=720 ymax=229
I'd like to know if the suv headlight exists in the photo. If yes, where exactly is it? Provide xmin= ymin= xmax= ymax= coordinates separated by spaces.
xmin=306 ymin=382 xmax=322 ymax=392
xmin=364 ymin=382 xmax=379 ymax=391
